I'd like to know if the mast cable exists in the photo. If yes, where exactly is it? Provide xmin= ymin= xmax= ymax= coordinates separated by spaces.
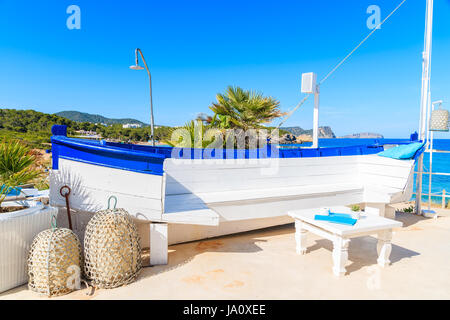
xmin=274 ymin=0 xmax=407 ymax=130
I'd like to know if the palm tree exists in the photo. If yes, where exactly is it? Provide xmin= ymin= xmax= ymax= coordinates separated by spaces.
xmin=209 ymin=86 xmax=284 ymax=130
xmin=164 ymin=120 xmax=221 ymax=149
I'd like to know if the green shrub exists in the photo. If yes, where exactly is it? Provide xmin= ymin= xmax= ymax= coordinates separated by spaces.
xmin=403 ymin=205 xmax=414 ymax=213
xmin=0 ymin=140 xmax=41 ymax=205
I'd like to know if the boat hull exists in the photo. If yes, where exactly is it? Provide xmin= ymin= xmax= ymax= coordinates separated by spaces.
xmin=49 ymin=130 xmax=417 ymax=245
xmin=50 ymin=155 xmax=414 ymax=245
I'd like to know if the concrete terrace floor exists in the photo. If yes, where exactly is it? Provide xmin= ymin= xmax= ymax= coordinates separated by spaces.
xmin=2 ymin=208 xmax=450 ymax=300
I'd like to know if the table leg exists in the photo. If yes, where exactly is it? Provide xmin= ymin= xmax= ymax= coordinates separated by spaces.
xmin=295 ymin=220 xmax=308 ymax=255
xmin=377 ymin=230 xmax=393 ymax=267
xmin=332 ymin=238 xmax=350 ymax=276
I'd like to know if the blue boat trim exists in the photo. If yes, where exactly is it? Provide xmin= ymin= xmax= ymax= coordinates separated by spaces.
xmin=51 ymin=125 xmax=423 ymax=176
xmin=52 ymin=136 xmax=166 ymax=175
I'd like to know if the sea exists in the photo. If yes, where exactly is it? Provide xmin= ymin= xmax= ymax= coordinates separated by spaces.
xmin=287 ymin=138 xmax=450 ymax=205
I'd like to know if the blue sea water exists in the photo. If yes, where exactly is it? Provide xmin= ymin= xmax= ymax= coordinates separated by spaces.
xmin=288 ymin=138 xmax=450 ymax=205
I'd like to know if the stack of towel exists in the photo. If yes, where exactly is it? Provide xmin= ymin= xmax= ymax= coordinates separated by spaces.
xmin=314 ymin=209 xmax=358 ymax=226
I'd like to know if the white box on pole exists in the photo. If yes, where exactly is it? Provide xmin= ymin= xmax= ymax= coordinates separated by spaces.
xmin=301 ymin=72 xmax=317 ymax=94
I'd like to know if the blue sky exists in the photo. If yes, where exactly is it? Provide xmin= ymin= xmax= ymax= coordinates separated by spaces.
xmin=0 ymin=0 xmax=449 ymax=138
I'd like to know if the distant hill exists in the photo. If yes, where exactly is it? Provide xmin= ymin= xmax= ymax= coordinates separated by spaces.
xmin=0 ymin=109 xmax=76 ymax=134
xmin=339 ymin=132 xmax=384 ymax=139
xmin=0 ymin=108 xmax=173 ymax=148
xmin=0 ymin=108 xmax=80 ymax=148
xmin=281 ymin=126 xmax=336 ymax=139
xmin=55 ymin=111 xmax=148 ymax=126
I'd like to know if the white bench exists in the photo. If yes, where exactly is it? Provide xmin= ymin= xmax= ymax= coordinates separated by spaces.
xmin=163 ymin=155 xmax=415 ymax=222
xmin=288 ymin=206 xmax=403 ymax=276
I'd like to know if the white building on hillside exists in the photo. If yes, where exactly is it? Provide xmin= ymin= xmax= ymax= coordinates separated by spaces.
xmin=122 ymin=123 xmax=142 ymax=129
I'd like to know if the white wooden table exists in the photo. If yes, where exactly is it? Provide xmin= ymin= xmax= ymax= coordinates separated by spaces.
xmin=288 ymin=206 xmax=403 ymax=276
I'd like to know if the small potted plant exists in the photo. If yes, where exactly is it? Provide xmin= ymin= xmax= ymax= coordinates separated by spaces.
xmin=0 ymin=140 xmax=57 ymax=293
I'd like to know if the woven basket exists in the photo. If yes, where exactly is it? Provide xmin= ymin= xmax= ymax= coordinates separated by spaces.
xmin=430 ymin=108 xmax=449 ymax=131
xmin=27 ymin=228 xmax=82 ymax=297
xmin=84 ymin=207 xmax=142 ymax=289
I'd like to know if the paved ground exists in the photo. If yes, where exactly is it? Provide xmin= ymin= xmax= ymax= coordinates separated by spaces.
xmin=2 ymin=209 xmax=450 ymax=300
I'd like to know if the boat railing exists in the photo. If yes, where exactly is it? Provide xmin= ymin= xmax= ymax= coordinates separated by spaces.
xmin=413 ymin=189 xmax=449 ymax=209
xmin=414 ymin=149 xmax=450 ymax=209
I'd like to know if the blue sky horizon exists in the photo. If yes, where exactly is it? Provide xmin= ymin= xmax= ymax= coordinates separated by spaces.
xmin=0 ymin=0 xmax=449 ymax=138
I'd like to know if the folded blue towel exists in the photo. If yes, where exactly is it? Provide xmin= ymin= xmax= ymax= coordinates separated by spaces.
xmin=314 ymin=214 xmax=357 ymax=225
xmin=0 ymin=185 xmax=22 ymax=196
xmin=328 ymin=212 xmax=353 ymax=219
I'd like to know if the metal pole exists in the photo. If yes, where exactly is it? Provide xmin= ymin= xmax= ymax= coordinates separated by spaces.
xmin=443 ymin=190 xmax=446 ymax=209
xmin=427 ymin=93 xmax=433 ymax=210
xmin=427 ymin=99 xmax=441 ymax=211
xmin=312 ymin=85 xmax=320 ymax=148
xmin=136 ymin=48 xmax=156 ymax=146
xmin=415 ymin=0 xmax=434 ymax=215
xmin=428 ymin=130 xmax=434 ymax=210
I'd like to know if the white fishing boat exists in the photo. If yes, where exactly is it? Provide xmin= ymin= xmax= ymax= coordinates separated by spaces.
xmin=49 ymin=0 xmax=435 ymax=259
xmin=49 ymin=127 xmax=421 ymax=246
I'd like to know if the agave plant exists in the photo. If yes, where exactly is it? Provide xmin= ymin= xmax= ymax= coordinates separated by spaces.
xmin=0 ymin=141 xmax=41 ymax=205
xmin=209 ymin=86 xmax=284 ymax=131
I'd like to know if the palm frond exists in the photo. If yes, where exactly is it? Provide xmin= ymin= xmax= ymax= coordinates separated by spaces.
xmin=208 ymin=86 xmax=284 ymax=130
xmin=164 ymin=120 xmax=219 ymax=148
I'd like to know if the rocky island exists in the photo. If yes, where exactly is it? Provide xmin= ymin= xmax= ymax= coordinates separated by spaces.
xmin=276 ymin=126 xmax=336 ymax=144
xmin=339 ymin=132 xmax=384 ymax=139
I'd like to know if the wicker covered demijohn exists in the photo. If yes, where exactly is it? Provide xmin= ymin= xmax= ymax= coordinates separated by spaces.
xmin=84 ymin=196 xmax=142 ymax=289
xmin=27 ymin=221 xmax=83 ymax=297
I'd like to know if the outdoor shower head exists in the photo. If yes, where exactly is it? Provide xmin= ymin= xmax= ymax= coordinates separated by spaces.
xmin=129 ymin=64 xmax=144 ymax=70
xmin=129 ymin=48 xmax=145 ymax=70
